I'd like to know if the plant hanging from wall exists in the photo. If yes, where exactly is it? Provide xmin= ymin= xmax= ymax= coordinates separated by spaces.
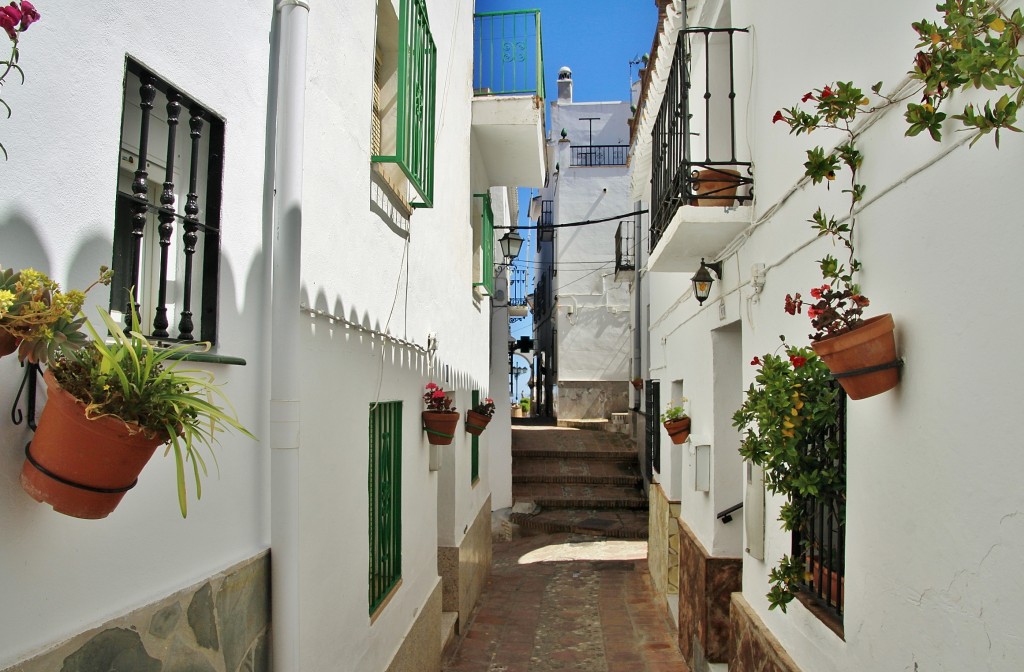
xmin=422 ymin=382 xmax=459 ymax=445
xmin=0 ymin=0 xmax=41 ymax=160
xmin=771 ymin=0 xmax=1023 ymax=399
xmin=733 ymin=338 xmax=843 ymax=612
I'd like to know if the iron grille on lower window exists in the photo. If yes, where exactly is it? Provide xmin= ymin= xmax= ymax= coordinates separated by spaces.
xmin=792 ymin=384 xmax=846 ymax=623
xmin=644 ymin=379 xmax=660 ymax=480
xmin=369 ymin=400 xmax=403 ymax=613
xmin=471 ymin=390 xmax=480 ymax=484
xmin=112 ymin=59 xmax=223 ymax=343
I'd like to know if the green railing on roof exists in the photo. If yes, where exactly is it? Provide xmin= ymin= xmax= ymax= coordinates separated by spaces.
xmin=473 ymin=10 xmax=545 ymax=99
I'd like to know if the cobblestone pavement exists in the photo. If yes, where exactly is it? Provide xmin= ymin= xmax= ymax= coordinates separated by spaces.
xmin=442 ymin=533 xmax=688 ymax=672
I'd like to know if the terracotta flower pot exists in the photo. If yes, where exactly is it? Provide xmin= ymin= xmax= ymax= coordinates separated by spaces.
xmin=809 ymin=560 xmax=844 ymax=608
xmin=811 ymin=313 xmax=900 ymax=400
xmin=465 ymin=410 xmax=492 ymax=436
xmin=693 ymin=168 xmax=741 ymax=206
xmin=663 ymin=416 xmax=691 ymax=445
xmin=422 ymin=411 xmax=460 ymax=445
xmin=0 ymin=330 xmax=20 ymax=358
xmin=20 ymin=369 xmax=170 ymax=519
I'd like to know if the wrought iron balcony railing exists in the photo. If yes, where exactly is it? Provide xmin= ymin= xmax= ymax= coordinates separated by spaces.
xmin=650 ymin=27 xmax=752 ymax=252
xmin=614 ymin=220 xmax=635 ymax=283
xmin=538 ymin=199 xmax=553 ymax=243
xmin=473 ymin=10 xmax=545 ymax=99
xmin=570 ymin=144 xmax=628 ymax=167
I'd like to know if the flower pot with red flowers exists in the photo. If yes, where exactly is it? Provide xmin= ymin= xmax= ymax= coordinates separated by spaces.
xmin=21 ymin=306 xmax=254 ymax=519
xmin=786 ymin=281 xmax=900 ymax=400
xmin=422 ymin=383 xmax=459 ymax=445
xmin=466 ymin=397 xmax=495 ymax=436
xmin=660 ymin=398 xmax=690 ymax=444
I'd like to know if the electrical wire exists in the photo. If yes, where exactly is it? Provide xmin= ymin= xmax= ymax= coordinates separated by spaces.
xmin=494 ymin=208 xmax=649 ymax=230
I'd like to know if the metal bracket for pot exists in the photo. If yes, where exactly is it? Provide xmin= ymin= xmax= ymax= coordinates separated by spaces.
xmin=829 ymin=358 xmax=903 ymax=379
xmin=24 ymin=443 xmax=138 ymax=494
xmin=11 ymin=362 xmax=41 ymax=431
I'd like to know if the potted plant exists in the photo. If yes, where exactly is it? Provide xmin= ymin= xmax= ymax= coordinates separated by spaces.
xmin=660 ymin=398 xmax=690 ymax=444
xmin=0 ymin=265 xmax=111 ymax=363
xmin=465 ymin=397 xmax=495 ymax=436
xmin=518 ymin=397 xmax=530 ymax=416
xmin=732 ymin=340 xmax=843 ymax=612
xmin=20 ymin=305 xmax=254 ymax=519
xmin=691 ymin=167 xmax=742 ymax=206
xmin=631 ymin=377 xmax=643 ymax=391
xmin=422 ymin=382 xmax=459 ymax=445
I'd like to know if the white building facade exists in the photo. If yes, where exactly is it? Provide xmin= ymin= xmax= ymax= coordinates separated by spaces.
xmin=0 ymin=2 xmax=544 ymax=671
xmin=631 ymin=0 xmax=1024 ymax=671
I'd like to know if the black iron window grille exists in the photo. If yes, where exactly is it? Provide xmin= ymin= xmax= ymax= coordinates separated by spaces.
xmin=649 ymin=27 xmax=752 ymax=252
xmin=534 ymin=272 xmax=548 ymax=319
xmin=538 ymin=199 xmax=554 ymax=244
xmin=112 ymin=59 xmax=223 ymax=343
xmin=792 ymin=384 xmax=847 ymax=624
xmin=644 ymin=379 xmax=660 ymax=480
xmin=570 ymin=144 xmax=628 ymax=167
xmin=615 ymin=220 xmax=635 ymax=273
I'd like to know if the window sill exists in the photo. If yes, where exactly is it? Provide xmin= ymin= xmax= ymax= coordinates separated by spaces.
xmin=162 ymin=349 xmax=246 ymax=366
xmin=794 ymin=589 xmax=844 ymax=640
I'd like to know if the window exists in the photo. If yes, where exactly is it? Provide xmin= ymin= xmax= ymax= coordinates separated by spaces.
xmin=472 ymin=192 xmax=494 ymax=295
xmin=113 ymin=59 xmax=223 ymax=343
xmin=792 ymin=385 xmax=846 ymax=627
xmin=369 ymin=400 xmax=403 ymax=614
xmin=644 ymin=379 xmax=660 ymax=480
xmin=371 ymin=0 xmax=437 ymax=208
xmin=470 ymin=390 xmax=480 ymax=484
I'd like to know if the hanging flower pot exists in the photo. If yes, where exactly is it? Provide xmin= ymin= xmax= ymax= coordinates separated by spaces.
xmin=810 ymin=313 xmax=900 ymax=400
xmin=0 ymin=330 xmax=20 ymax=358
xmin=20 ymin=369 xmax=170 ymax=519
xmin=422 ymin=411 xmax=460 ymax=445
xmin=465 ymin=410 xmax=492 ymax=436
xmin=692 ymin=168 xmax=741 ymax=206
xmin=663 ymin=416 xmax=691 ymax=445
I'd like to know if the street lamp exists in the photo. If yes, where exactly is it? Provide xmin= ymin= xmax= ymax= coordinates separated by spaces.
xmin=498 ymin=229 xmax=524 ymax=265
xmin=691 ymin=258 xmax=723 ymax=305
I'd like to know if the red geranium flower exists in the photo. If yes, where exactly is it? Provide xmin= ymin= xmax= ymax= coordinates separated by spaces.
xmin=425 ymin=382 xmax=438 ymax=390
xmin=807 ymin=306 xmax=822 ymax=319
xmin=784 ymin=293 xmax=802 ymax=315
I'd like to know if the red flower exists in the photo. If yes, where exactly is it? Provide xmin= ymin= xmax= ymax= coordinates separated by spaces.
xmin=809 ymin=286 xmax=823 ymax=299
xmin=821 ymin=85 xmax=835 ymax=98
xmin=425 ymin=382 xmax=438 ymax=390
xmin=432 ymin=390 xmax=445 ymax=400
xmin=807 ymin=306 xmax=822 ymax=319
xmin=0 ymin=7 xmax=16 ymax=38
xmin=750 ymin=356 xmax=761 ymax=366
xmin=850 ymin=294 xmax=870 ymax=307
xmin=784 ymin=293 xmax=802 ymax=315
xmin=772 ymin=110 xmax=785 ymax=124
xmin=790 ymin=355 xmax=807 ymax=368
xmin=801 ymin=91 xmax=814 ymax=103
xmin=18 ymin=0 xmax=38 ymax=30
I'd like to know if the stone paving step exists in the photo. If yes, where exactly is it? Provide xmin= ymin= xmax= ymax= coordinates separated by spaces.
xmin=512 ymin=482 xmax=648 ymax=510
xmin=512 ymin=457 xmax=643 ymax=486
xmin=510 ymin=508 xmax=649 ymax=540
xmin=512 ymin=426 xmax=638 ymax=460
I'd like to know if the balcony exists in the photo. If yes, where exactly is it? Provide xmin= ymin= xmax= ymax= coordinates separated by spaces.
xmin=471 ymin=10 xmax=547 ymax=188
xmin=538 ymin=199 xmax=553 ymax=243
xmin=614 ymin=221 xmax=635 ymax=283
xmin=647 ymin=27 xmax=752 ymax=272
xmin=570 ymin=144 xmax=628 ymax=167
xmin=509 ymin=266 xmax=529 ymax=320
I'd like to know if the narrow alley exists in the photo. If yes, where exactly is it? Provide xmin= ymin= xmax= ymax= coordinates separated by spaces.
xmin=443 ymin=425 xmax=687 ymax=672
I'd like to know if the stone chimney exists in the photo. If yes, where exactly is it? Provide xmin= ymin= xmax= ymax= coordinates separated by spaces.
xmin=557 ymin=66 xmax=573 ymax=103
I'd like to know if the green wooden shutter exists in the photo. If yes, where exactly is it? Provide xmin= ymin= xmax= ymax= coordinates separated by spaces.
xmin=392 ymin=0 xmax=436 ymax=208
xmin=474 ymin=192 xmax=495 ymax=295
xmin=471 ymin=390 xmax=480 ymax=484
xmin=369 ymin=401 xmax=403 ymax=613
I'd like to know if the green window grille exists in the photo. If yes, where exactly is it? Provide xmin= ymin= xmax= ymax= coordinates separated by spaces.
xmin=372 ymin=0 xmax=437 ymax=208
xmin=471 ymin=390 xmax=480 ymax=484
xmin=473 ymin=192 xmax=495 ymax=295
xmin=369 ymin=401 xmax=402 ymax=613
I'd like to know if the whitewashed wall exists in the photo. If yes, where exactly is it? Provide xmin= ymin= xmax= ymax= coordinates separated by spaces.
xmin=0 ymin=3 xmax=272 ymax=667
xmin=643 ymin=0 xmax=1024 ymax=669
xmin=296 ymin=1 xmax=494 ymax=669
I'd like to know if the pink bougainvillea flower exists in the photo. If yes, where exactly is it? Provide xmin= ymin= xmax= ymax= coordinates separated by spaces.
xmin=772 ymin=110 xmax=785 ymax=124
xmin=820 ymin=85 xmax=835 ymax=98
xmin=750 ymin=356 xmax=761 ymax=366
xmin=790 ymin=355 xmax=807 ymax=368
xmin=801 ymin=91 xmax=814 ymax=103
xmin=18 ymin=0 xmax=39 ymax=30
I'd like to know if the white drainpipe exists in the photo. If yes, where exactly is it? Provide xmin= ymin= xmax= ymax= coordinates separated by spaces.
xmin=271 ymin=1 xmax=308 ymax=671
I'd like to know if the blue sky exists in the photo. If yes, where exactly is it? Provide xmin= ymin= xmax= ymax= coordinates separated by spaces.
xmin=475 ymin=1 xmax=659 ymax=399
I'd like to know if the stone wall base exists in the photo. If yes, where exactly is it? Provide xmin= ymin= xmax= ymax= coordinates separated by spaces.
xmin=438 ymin=495 xmax=492 ymax=630
xmin=384 ymin=579 xmax=442 ymax=672
xmin=730 ymin=593 xmax=803 ymax=672
xmin=648 ymin=483 xmax=681 ymax=600
xmin=677 ymin=518 xmax=741 ymax=669
xmin=555 ymin=380 xmax=629 ymax=420
xmin=4 ymin=551 xmax=270 ymax=672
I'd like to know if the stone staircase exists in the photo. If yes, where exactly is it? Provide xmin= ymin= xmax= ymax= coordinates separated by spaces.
xmin=509 ymin=425 xmax=648 ymax=539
